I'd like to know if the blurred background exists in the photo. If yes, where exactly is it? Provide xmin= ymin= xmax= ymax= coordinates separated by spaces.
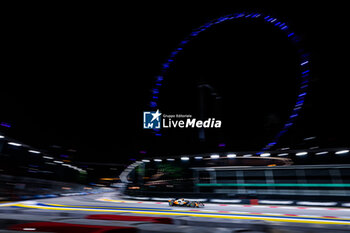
xmin=1 ymin=3 xmax=348 ymax=164
xmin=0 ymin=2 xmax=349 ymax=232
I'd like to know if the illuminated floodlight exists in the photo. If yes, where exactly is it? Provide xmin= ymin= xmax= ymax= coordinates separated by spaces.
xmin=8 ymin=142 xmax=21 ymax=146
xmin=227 ymin=154 xmax=236 ymax=158
xmin=28 ymin=150 xmax=40 ymax=154
xmin=304 ymin=136 xmax=316 ymax=141
xmin=54 ymin=160 xmax=63 ymax=164
xmin=315 ymin=151 xmax=328 ymax=155
xmin=278 ymin=153 xmax=288 ymax=156
xmin=167 ymin=158 xmax=175 ymax=161
xmin=181 ymin=157 xmax=189 ymax=161
xmin=243 ymin=154 xmax=252 ymax=157
xmin=154 ymin=159 xmax=162 ymax=162
xmin=210 ymin=154 xmax=220 ymax=159
xmin=45 ymin=162 xmax=55 ymax=165
xmin=0 ymin=135 xmax=4 ymax=139
xmin=43 ymin=156 xmax=53 ymax=160
xmin=296 ymin=152 xmax=308 ymax=156
xmin=142 ymin=159 xmax=150 ymax=162
xmin=335 ymin=150 xmax=349 ymax=155
xmin=260 ymin=153 xmax=271 ymax=157
xmin=194 ymin=156 xmax=203 ymax=160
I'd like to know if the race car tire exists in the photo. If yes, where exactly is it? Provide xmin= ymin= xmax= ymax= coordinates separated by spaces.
xmin=169 ymin=201 xmax=174 ymax=206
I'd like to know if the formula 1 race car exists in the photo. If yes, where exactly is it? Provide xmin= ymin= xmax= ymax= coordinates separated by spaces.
xmin=168 ymin=198 xmax=205 ymax=208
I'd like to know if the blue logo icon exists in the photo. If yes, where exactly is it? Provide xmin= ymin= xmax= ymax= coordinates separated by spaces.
xmin=143 ymin=110 xmax=162 ymax=129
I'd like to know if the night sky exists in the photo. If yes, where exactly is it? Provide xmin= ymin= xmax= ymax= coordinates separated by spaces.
xmin=1 ymin=3 xmax=349 ymax=163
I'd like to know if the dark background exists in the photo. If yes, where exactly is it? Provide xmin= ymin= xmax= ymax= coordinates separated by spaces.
xmin=1 ymin=3 xmax=349 ymax=163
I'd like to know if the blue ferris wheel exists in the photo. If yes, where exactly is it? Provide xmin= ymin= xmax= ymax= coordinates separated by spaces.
xmin=148 ymin=12 xmax=310 ymax=151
